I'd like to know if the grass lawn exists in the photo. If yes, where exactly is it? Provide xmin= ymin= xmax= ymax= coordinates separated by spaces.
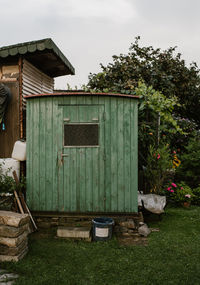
xmin=1 ymin=206 xmax=200 ymax=285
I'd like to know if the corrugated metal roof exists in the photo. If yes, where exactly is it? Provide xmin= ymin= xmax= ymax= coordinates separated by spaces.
xmin=24 ymin=92 xmax=139 ymax=99
xmin=0 ymin=38 xmax=75 ymax=77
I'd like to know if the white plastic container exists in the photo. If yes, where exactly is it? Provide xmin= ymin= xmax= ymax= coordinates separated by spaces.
xmin=0 ymin=158 xmax=20 ymax=179
xmin=12 ymin=140 xmax=26 ymax=161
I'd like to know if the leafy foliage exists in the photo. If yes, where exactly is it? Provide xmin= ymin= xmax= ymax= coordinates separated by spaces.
xmin=0 ymin=174 xmax=15 ymax=193
xmin=0 ymin=163 xmax=26 ymax=194
xmin=136 ymin=82 xmax=182 ymax=190
xmin=192 ymin=186 xmax=200 ymax=205
xmin=144 ymin=144 xmax=174 ymax=193
xmin=167 ymin=117 xmax=199 ymax=153
xmin=163 ymin=182 xmax=194 ymax=205
xmin=136 ymin=82 xmax=182 ymax=141
xmin=173 ymin=182 xmax=194 ymax=204
xmin=88 ymin=36 xmax=200 ymax=125
xmin=176 ymin=137 xmax=200 ymax=188
xmin=0 ymin=163 xmax=15 ymax=193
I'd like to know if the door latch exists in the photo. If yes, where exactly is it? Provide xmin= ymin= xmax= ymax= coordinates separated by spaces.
xmin=61 ymin=153 xmax=69 ymax=163
xmin=61 ymin=154 xmax=69 ymax=157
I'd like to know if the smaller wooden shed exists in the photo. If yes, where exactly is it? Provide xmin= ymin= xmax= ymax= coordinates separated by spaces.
xmin=26 ymin=92 xmax=139 ymax=214
xmin=0 ymin=38 xmax=75 ymax=157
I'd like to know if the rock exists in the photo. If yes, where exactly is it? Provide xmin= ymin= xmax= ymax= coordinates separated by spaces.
xmin=150 ymin=228 xmax=160 ymax=232
xmin=138 ymin=224 xmax=151 ymax=237
xmin=121 ymin=232 xmax=131 ymax=237
xmin=0 ymin=211 xmax=29 ymax=227
xmin=119 ymin=219 xmax=135 ymax=229
xmin=119 ymin=226 xmax=128 ymax=233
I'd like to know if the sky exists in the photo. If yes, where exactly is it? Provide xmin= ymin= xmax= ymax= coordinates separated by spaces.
xmin=1 ymin=0 xmax=200 ymax=89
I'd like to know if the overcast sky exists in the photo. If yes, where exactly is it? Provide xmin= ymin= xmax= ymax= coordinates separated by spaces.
xmin=1 ymin=0 xmax=200 ymax=89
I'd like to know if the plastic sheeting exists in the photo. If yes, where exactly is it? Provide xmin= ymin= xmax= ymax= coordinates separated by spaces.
xmin=138 ymin=193 xmax=166 ymax=214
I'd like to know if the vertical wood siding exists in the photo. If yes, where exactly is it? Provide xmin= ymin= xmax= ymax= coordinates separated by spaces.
xmin=22 ymin=60 xmax=54 ymax=109
xmin=27 ymin=95 xmax=138 ymax=213
xmin=0 ymin=81 xmax=20 ymax=157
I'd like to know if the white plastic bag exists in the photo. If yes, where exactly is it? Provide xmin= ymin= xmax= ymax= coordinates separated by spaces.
xmin=138 ymin=193 xmax=166 ymax=214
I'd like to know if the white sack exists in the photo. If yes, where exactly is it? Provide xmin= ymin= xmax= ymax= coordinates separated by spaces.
xmin=138 ymin=193 xmax=166 ymax=214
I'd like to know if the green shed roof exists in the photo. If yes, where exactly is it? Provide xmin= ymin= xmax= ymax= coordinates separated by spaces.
xmin=0 ymin=38 xmax=75 ymax=77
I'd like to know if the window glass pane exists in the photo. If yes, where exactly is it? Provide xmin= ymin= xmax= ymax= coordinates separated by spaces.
xmin=64 ymin=124 xmax=99 ymax=146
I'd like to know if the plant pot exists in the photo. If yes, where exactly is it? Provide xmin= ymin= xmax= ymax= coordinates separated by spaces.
xmin=182 ymin=201 xmax=191 ymax=208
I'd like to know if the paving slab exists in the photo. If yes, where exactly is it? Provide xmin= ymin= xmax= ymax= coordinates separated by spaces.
xmin=57 ymin=227 xmax=91 ymax=239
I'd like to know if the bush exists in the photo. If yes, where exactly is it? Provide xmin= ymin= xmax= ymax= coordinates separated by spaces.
xmin=145 ymin=144 xmax=174 ymax=193
xmin=0 ymin=174 xmax=15 ymax=193
xmin=176 ymin=137 xmax=200 ymax=188
xmin=192 ymin=186 xmax=200 ymax=205
xmin=0 ymin=163 xmax=26 ymax=194
xmin=164 ymin=181 xmax=194 ymax=205
xmin=0 ymin=163 xmax=15 ymax=193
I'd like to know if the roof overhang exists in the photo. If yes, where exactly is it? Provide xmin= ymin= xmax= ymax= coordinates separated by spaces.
xmin=24 ymin=92 xmax=140 ymax=100
xmin=0 ymin=38 xmax=75 ymax=77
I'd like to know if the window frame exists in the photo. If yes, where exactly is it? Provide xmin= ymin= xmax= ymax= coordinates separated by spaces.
xmin=63 ymin=122 xmax=100 ymax=148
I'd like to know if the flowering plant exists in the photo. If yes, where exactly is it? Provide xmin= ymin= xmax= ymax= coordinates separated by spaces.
xmin=165 ymin=181 xmax=194 ymax=204
xmin=145 ymin=144 xmax=174 ymax=193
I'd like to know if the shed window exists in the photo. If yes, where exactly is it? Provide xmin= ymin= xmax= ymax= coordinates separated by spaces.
xmin=64 ymin=124 xmax=99 ymax=146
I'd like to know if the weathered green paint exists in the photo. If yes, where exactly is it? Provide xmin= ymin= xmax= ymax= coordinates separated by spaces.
xmin=26 ymin=95 xmax=138 ymax=213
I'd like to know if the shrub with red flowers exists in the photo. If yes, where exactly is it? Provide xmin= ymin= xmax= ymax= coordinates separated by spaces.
xmin=145 ymin=144 xmax=174 ymax=193
xmin=164 ymin=182 xmax=194 ymax=205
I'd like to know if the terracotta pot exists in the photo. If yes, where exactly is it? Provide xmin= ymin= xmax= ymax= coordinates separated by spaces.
xmin=183 ymin=201 xmax=190 ymax=208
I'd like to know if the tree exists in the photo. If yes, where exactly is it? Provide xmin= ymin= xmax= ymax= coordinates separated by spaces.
xmin=87 ymin=37 xmax=200 ymax=125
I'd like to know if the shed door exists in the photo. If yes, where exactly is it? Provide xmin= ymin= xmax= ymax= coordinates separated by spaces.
xmin=58 ymin=105 xmax=105 ymax=212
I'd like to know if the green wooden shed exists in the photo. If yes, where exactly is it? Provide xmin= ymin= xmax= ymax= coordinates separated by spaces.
xmin=26 ymin=92 xmax=139 ymax=213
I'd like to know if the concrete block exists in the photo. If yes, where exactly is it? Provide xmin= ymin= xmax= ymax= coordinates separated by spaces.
xmin=57 ymin=227 xmax=91 ymax=239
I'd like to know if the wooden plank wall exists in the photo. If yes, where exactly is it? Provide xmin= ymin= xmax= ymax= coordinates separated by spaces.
xmin=22 ymin=59 xmax=54 ymax=109
xmin=27 ymin=95 xmax=138 ymax=213
xmin=0 ymin=64 xmax=20 ymax=158
xmin=0 ymin=81 xmax=20 ymax=157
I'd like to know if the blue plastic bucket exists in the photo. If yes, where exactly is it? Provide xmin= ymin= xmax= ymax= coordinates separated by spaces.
xmin=92 ymin=217 xmax=114 ymax=241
